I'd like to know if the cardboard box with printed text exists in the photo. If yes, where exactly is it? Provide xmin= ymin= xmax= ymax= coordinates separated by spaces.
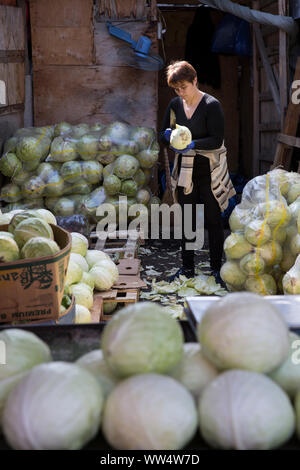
xmin=0 ymin=224 xmax=71 ymax=323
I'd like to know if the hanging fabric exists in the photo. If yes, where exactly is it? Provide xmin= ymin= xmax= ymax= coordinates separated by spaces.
xmin=211 ymin=13 xmax=252 ymax=57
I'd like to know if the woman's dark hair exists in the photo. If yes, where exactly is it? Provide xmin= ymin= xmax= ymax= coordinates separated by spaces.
xmin=166 ymin=60 xmax=197 ymax=86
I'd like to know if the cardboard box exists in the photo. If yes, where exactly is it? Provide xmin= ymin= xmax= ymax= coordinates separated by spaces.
xmin=3 ymin=295 xmax=75 ymax=326
xmin=0 ymin=224 xmax=71 ymax=323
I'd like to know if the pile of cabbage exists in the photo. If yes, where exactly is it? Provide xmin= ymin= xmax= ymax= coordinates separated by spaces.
xmin=2 ymin=293 xmax=300 ymax=451
xmin=0 ymin=208 xmax=59 ymax=263
xmin=221 ymin=169 xmax=300 ymax=295
xmin=0 ymin=121 xmax=160 ymax=223
xmin=66 ymin=232 xmax=120 ymax=323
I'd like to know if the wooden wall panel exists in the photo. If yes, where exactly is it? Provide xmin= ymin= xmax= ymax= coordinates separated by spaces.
xmin=0 ymin=5 xmax=24 ymax=50
xmin=30 ymin=0 xmax=94 ymax=65
xmin=31 ymin=27 xmax=94 ymax=65
xmin=30 ymin=0 xmax=93 ymax=27
xmin=0 ymin=1 xmax=16 ymax=6
xmin=253 ymin=0 xmax=286 ymax=173
xmin=0 ymin=62 xmax=24 ymax=106
xmin=97 ymin=0 xmax=157 ymax=20
xmin=0 ymin=4 xmax=24 ymax=153
xmin=33 ymin=65 xmax=157 ymax=128
xmin=94 ymin=21 xmax=158 ymax=66
xmin=0 ymin=112 xmax=23 ymax=149
xmin=31 ymin=0 xmax=159 ymax=131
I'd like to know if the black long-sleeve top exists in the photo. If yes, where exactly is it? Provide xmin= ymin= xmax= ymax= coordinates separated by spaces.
xmin=160 ymin=93 xmax=224 ymax=151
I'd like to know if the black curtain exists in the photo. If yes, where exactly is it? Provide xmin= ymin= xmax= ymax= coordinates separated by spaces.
xmin=185 ymin=7 xmax=221 ymax=89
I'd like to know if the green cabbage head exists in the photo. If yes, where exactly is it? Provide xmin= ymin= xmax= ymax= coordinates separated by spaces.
xmin=0 ymin=329 xmax=52 ymax=426
xmin=2 ymin=362 xmax=104 ymax=449
xmin=101 ymin=302 xmax=184 ymax=378
xmin=102 ymin=373 xmax=197 ymax=450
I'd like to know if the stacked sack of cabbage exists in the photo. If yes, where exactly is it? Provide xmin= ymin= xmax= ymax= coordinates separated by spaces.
xmin=279 ymin=168 xmax=300 ymax=294
xmin=77 ymin=122 xmax=160 ymax=224
xmin=0 ymin=126 xmax=54 ymax=210
xmin=65 ymin=232 xmax=120 ymax=323
xmin=0 ymin=121 xmax=160 ymax=226
xmin=220 ymin=169 xmax=300 ymax=295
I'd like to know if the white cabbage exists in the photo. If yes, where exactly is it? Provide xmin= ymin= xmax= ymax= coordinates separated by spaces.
xmin=101 ymin=302 xmax=184 ymax=378
xmin=282 ymin=255 xmax=300 ymax=294
xmin=21 ymin=237 xmax=60 ymax=259
xmin=244 ymin=220 xmax=271 ymax=246
xmin=293 ymin=388 xmax=300 ymax=440
xmin=103 ymin=302 xmax=118 ymax=314
xmin=89 ymin=265 xmax=115 ymax=291
xmin=0 ymin=235 xmax=20 ymax=262
xmin=70 ymin=253 xmax=89 ymax=273
xmin=280 ymin=246 xmax=297 ymax=273
xmin=170 ymin=125 xmax=192 ymax=150
xmin=0 ymin=329 xmax=52 ymax=425
xmin=223 ymin=233 xmax=252 ymax=260
xmin=93 ymin=259 xmax=119 ymax=283
xmin=2 ymin=362 xmax=104 ymax=449
xmin=75 ymin=304 xmax=92 ymax=324
xmin=35 ymin=209 xmax=57 ymax=226
xmin=245 ymin=273 xmax=277 ymax=295
xmin=81 ymin=272 xmax=95 ymax=290
xmin=197 ymin=292 xmax=289 ymax=373
xmin=288 ymin=199 xmax=300 ymax=222
xmin=228 ymin=207 xmax=251 ymax=232
xmin=271 ymin=226 xmax=286 ymax=244
xmin=168 ymin=343 xmax=218 ymax=399
xmin=0 ymin=213 xmax=13 ymax=224
xmin=256 ymin=240 xmax=282 ymax=266
xmin=70 ymin=283 xmax=93 ymax=310
xmin=287 ymin=183 xmax=300 ymax=204
xmin=71 ymin=232 xmax=89 ymax=257
xmin=13 ymin=217 xmax=54 ymax=248
xmin=239 ymin=252 xmax=265 ymax=275
xmin=65 ymin=260 xmax=83 ymax=286
xmin=220 ymin=260 xmax=247 ymax=287
xmin=290 ymin=234 xmax=300 ymax=256
xmin=255 ymin=200 xmax=291 ymax=228
xmin=199 ymin=370 xmax=295 ymax=450
xmin=76 ymin=349 xmax=119 ymax=399
xmin=102 ymin=373 xmax=197 ymax=450
xmin=269 ymin=332 xmax=300 ymax=398
xmin=85 ymin=249 xmax=110 ymax=269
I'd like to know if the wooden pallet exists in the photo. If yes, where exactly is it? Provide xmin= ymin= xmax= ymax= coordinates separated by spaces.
xmin=91 ymin=288 xmax=140 ymax=322
xmin=116 ymin=258 xmax=141 ymax=275
xmin=89 ymin=229 xmax=145 ymax=259
xmin=90 ymin=258 xmax=147 ymax=322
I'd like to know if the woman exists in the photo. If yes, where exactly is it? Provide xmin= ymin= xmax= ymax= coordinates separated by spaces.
xmin=160 ymin=60 xmax=235 ymax=284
